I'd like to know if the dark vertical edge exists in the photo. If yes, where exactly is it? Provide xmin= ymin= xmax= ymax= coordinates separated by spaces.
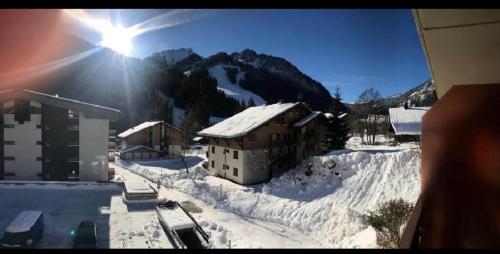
xmin=41 ymin=104 xmax=47 ymax=180
xmin=0 ymin=103 xmax=4 ymax=180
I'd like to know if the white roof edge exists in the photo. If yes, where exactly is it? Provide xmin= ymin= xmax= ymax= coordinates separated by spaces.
xmin=293 ymin=111 xmax=322 ymax=127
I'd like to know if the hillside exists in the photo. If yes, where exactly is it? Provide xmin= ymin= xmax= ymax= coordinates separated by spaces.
xmin=4 ymin=33 xmax=337 ymax=132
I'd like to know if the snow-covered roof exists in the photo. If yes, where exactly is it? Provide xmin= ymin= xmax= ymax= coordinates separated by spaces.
xmin=119 ymin=120 xmax=182 ymax=139
xmin=294 ymin=111 xmax=322 ymax=127
xmin=389 ymin=107 xmax=430 ymax=135
xmin=198 ymin=102 xmax=300 ymax=138
xmin=124 ymin=181 xmax=156 ymax=194
xmin=157 ymin=206 xmax=194 ymax=230
xmin=5 ymin=210 xmax=42 ymax=233
xmin=192 ymin=136 xmax=204 ymax=142
xmin=120 ymin=145 xmax=161 ymax=154
xmin=118 ymin=121 xmax=163 ymax=138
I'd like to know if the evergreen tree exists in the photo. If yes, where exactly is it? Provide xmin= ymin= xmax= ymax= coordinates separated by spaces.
xmin=323 ymin=86 xmax=350 ymax=150
xmin=247 ymin=97 xmax=256 ymax=107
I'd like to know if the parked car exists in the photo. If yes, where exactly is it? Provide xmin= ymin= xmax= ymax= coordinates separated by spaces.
xmin=1 ymin=210 xmax=44 ymax=248
xmin=73 ymin=221 xmax=97 ymax=249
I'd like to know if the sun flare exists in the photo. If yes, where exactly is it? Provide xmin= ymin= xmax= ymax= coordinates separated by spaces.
xmin=99 ymin=24 xmax=134 ymax=56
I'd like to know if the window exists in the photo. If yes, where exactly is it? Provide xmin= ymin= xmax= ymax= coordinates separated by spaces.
xmin=281 ymin=134 xmax=285 ymax=140
xmin=4 ymin=124 xmax=14 ymax=128
xmin=68 ymin=110 xmax=79 ymax=119
xmin=30 ymin=106 xmax=41 ymax=114
xmin=36 ymin=124 xmax=42 ymax=129
xmin=233 ymin=150 xmax=239 ymax=160
xmin=4 ymin=172 xmax=15 ymax=176
xmin=36 ymin=141 xmax=42 ymax=145
xmin=271 ymin=134 xmax=276 ymax=141
xmin=4 ymin=156 xmax=15 ymax=161
xmin=36 ymin=173 xmax=43 ymax=177
xmin=277 ymin=133 xmax=281 ymax=140
xmin=233 ymin=167 xmax=239 ymax=177
xmin=212 ymin=146 xmax=215 ymax=154
xmin=211 ymin=160 xmax=215 ymax=168
xmin=223 ymin=164 xmax=229 ymax=170
xmin=36 ymin=157 xmax=42 ymax=161
xmin=3 ymin=106 xmax=14 ymax=114
xmin=4 ymin=140 xmax=14 ymax=145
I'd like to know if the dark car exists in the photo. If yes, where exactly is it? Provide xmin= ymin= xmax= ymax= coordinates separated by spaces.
xmin=73 ymin=221 xmax=97 ymax=249
xmin=1 ymin=210 xmax=44 ymax=248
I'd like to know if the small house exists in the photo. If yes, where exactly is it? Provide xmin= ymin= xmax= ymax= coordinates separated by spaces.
xmin=118 ymin=121 xmax=183 ymax=158
xmin=388 ymin=106 xmax=430 ymax=142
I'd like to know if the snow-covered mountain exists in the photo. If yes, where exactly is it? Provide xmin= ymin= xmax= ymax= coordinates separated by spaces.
xmin=147 ymin=48 xmax=194 ymax=66
xmin=346 ymin=79 xmax=437 ymax=110
xmin=385 ymin=79 xmax=436 ymax=107
xmin=146 ymin=49 xmax=336 ymax=112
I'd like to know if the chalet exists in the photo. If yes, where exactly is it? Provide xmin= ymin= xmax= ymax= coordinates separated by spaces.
xmin=0 ymin=89 xmax=120 ymax=181
xmin=388 ymin=106 xmax=430 ymax=142
xmin=118 ymin=121 xmax=183 ymax=159
xmin=197 ymin=102 xmax=328 ymax=185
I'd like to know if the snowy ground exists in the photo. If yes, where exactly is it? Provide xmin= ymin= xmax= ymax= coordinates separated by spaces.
xmin=0 ymin=182 xmax=172 ymax=248
xmin=0 ymin=135 xmax=420 ymax=249
xmin=115 ymin=136 xmax=422 ymax=248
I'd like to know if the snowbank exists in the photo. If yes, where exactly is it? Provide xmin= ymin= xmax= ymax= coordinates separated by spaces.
xmin=117 ymin=148 xmax=421 ymax=248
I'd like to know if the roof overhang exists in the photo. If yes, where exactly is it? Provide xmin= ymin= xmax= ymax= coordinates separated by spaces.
xmin=413 ymin=9 xmax=500 ymax=98
xmin=0 ymin=89 xmax=120 ymax=120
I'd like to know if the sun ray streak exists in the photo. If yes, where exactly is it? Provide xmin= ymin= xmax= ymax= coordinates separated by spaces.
xmin=0 ymin=47 xmax=103 ymax=83
xmin=131 ymin=10 xmax=213 ymax=37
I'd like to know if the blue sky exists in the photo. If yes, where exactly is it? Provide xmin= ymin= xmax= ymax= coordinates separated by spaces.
xmin=78 ymin=9 xmax=430 ymax=102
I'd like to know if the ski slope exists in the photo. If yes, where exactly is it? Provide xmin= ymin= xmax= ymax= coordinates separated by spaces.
xmin=208 ymin=65 xmax=266 ymax=105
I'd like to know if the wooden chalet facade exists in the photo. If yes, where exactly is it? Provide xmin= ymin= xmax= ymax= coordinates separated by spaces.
xmin=198 ymin=102 xmax=328 ymax=185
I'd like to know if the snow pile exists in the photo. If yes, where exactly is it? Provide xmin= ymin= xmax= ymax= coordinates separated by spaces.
xmin=208 ymin=65 xmax=266 ymax=106
xmin=118 ymin=148 xmax=421 ymax=248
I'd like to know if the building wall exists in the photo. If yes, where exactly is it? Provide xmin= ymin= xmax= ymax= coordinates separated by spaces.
xmin=204 ymin=105 xmax=330 ymax=185
xmin=167 ymin=127 xmax=183 ymax=146
xmin=79 ymin=112 xmax=109 ymax=181
xmin=122 ymin=123 xmax=183 ymax=155
xmin=2 ymin=100 xmax=42 ymax=180
xmin=241 ymin=149 xmax=270 ymax=184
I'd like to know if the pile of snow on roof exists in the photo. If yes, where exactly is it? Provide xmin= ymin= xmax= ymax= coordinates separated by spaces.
xmin=118 ymin=121 xmax=163 ymax=138
xmin=6 ymin=210 xmax=42 ymax=233
xmin=198 ymin=102 xmax=299 ymax=138
xmin=389 ymin=107 xmax=430 ymax=135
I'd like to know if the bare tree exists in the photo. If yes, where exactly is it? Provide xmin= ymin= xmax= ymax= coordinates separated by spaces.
xmin=357 ymin=88 xmax=383 ymax=145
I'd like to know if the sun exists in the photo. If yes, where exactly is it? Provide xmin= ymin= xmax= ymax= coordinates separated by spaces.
xmin=99 ymin=24 xmax=135 ymax=56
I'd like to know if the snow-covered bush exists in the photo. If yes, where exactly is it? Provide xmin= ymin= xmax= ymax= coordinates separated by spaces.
xmin=363 ymin=198 xmax=414 ymax=248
